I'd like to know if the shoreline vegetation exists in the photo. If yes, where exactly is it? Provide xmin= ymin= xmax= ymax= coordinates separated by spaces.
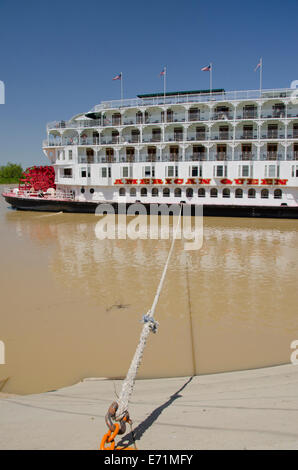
xmin=0 ymin=163 xmax=23 ymax=184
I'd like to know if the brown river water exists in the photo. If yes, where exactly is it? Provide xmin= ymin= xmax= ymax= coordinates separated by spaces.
xmin=0 ymin=186 xmax=298 ymax=394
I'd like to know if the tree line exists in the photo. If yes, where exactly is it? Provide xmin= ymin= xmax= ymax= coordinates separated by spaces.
xmin=0 ymin=163 xmax=23 ymax=184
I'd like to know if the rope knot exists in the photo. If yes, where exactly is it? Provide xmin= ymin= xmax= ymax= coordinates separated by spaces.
xmin=142 ymin=313 xmax=159 ymax=334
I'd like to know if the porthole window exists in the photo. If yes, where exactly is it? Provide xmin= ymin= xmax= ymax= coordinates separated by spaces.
xmin=81 ymin=187 xmax=85 ymax=194
xmin=274 ymin=189 xmax=282 ymax=199
xmin=235 ymin=188 xmax=243 ymax=198
xmin=90 ymin=188 xmax=94 ymax=194
xmin=248 ymin=188 xmax=256 ymax=198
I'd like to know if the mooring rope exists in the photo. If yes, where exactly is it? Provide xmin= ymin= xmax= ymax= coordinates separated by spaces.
xmin=115 ymin=207 xmax=182 ymax=421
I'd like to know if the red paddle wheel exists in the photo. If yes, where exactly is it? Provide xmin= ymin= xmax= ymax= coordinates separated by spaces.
xmin=18 ymin=166 xmax=56 ymax=192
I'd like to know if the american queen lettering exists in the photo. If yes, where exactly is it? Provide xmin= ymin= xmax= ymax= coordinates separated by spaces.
xmin=113 ymin=178 xmax=288 ymax=186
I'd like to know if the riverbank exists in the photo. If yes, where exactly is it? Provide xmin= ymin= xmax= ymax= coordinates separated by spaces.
xmin=0 ymin=364 xmax=297 ymax=450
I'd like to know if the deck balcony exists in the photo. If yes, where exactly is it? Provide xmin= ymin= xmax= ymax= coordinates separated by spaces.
xmin=239 ymin=152 xmax=254 ymax=161
xmin=260 ymin=133 xmax=285 ymax=140
xmin=211 ymin=132 xmax=231 ymax=140
xmin=241 ymin=110 xmax=258 ymax=119
xmin=286 ymin=152 xmax=298 ymax=160
xmin=261 ymin=152 xmax=282 ymax=161
xmin=185 ymin=153 xmax=207 ymax=161
xmin=212 ymin=112 xmax=233 ymax=121
xmin=215 ymin=152 xmax=229 ymax=161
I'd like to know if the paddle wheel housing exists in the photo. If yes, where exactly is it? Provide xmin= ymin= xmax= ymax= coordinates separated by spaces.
xmin=19 ymin=166 xmax=56 ymax=192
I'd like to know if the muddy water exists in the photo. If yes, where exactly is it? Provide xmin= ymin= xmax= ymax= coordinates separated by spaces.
xmin=0 ymin=187 xmax=298 ymax=394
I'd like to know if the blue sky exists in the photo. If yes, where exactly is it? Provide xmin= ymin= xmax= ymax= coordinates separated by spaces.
xmin=0 ymin=0 xmax=298 ymax=168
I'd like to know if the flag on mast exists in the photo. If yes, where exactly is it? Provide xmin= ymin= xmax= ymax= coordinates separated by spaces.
xmin=112 ymin=73 xmax=122 ymax=80
xmin=160 ymin=66 xmax=167 ymax=103
xmin=113 ymin=72 xmax=123 ymax=101
xmin=201 ymin=63 xmax=213 ymax=93
xmin=254 ymin=58 xmax=263 ymax=94
xmin=254 ymin=58 xmax=262 ymax=72
xmin=201 ymin=64 xmax=211 ymax=72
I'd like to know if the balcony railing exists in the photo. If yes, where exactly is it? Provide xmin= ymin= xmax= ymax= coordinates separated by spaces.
xmin=286 ymin=152 xmax=298 ymax=160
xmin=189 ymin=114 xmax=200 ymax=121
xmin=215 ymin=153 xmax=228 ymax=161
xmin=90 ymin=88 xmax=296 ymax=113
xmin=260 ymin=133 xmax=285 ymax=139
xmin=287 ymin=132 xmax=298 ymax=139
xmin=261 ymin=152 xmax=282 ymax=160
xmin=211 ymin=133 xmax=231 ymax=140
xmin=242 ymin=111 xmax=258 ymax=119
xmin=240 ymin=153 xmax=254 ymax=160
xmin=212 ymin=113 xmax=233 ymax=120
xmin=186 ymin=153 xmax=207 ymax=161
xmin=241 ymin=132 xmax=255 ymax=139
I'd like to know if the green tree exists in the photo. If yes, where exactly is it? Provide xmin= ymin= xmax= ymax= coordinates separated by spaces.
xmin=0 ymin=163 xmax=23 ymax=183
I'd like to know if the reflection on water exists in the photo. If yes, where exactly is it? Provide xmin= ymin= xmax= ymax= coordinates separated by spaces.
xmin=0 ymin=189 xmax=298 ymax=394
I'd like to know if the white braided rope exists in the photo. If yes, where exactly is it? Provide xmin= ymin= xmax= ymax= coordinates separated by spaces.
xmin=115 ymin=208 xmax=182 ymax=421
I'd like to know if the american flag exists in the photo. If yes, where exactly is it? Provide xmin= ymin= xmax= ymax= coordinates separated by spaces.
xmin=160 ymin=67 xmax=166 ymax=76
xmin=255 ymin=59 xmax=262 ymax=72
xmin=112 ymin=73 xmax=122 ymax=80
xmin=201 ymin=64 xmax=211 ymax=72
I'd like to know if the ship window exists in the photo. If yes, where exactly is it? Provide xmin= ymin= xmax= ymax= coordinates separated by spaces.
xmin=81 ymin=187 xmax=85 ymax=193
xmin=248 ymin=188 xmax=256 ymax=198
xmin=101 ymin=167 xmax=107 ymax=178
xmin=81 ymin=169 xmax=87 ymax=178
xmin=143 ymin=166 xmax=155 ymax=177
xmin=191 ymin=166 xmax=198 ymax=177
xmin=240 ymin=165 xmax=251 ymax=177
xmin=167 ymin=166 xmax=178 ymax=177
xmin=235 ymin=188 xmax=243 ymax=198
xmin=261 ymin=189 xmax=269 ymax=198
xmin=119 ymin=188 xmax=126 ymax=196
xmin=152 ymin=188 xmax=159 ymax=197
xmin=141 ymin=187 xmax=147 ymax=197
xmin=163 ymin=188 xmax=170 ymax=197
xmin=122 ymin=167 xmax=129 ymax=178
xmin=214 ymin=165 xmax=227 ymax=177
xmin=174 ymin=188 xmax=182 ymax=197
xmin=274 ymin=189 xmax=282 ymax=199
xmin=210 ymin=188 xmax=218 ymax=197
xmin=130 ymin=188 xmax=136 ymax=197
xmin=265 ymin=164 xmax=279 ymax=178
xmin=186 ymin=188 xmax=193 ymax=198
xmin=291 ymin=165 xmax=298 ymax=177
xmin=222 ymin=188 xmax=230 ymax=198
xmin=90 ymin=188 xmax=94 ymax=194
xmin=198 ymin=188 xmax=205 ymax=197
xmin=63 ymin=168 xmax=72 ymax=177
xmin=69 ymin=150 xmax=73 ymax=160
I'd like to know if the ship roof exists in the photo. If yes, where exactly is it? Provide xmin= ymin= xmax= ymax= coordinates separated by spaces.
xmin=137 ymin=89 xmax=225 ymax=98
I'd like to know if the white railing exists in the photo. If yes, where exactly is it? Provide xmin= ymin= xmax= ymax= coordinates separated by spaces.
xmin=90 ymin=87 xmax=294 ymax=112
xmin=3 ymin=188 xmax=75 ymax=200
